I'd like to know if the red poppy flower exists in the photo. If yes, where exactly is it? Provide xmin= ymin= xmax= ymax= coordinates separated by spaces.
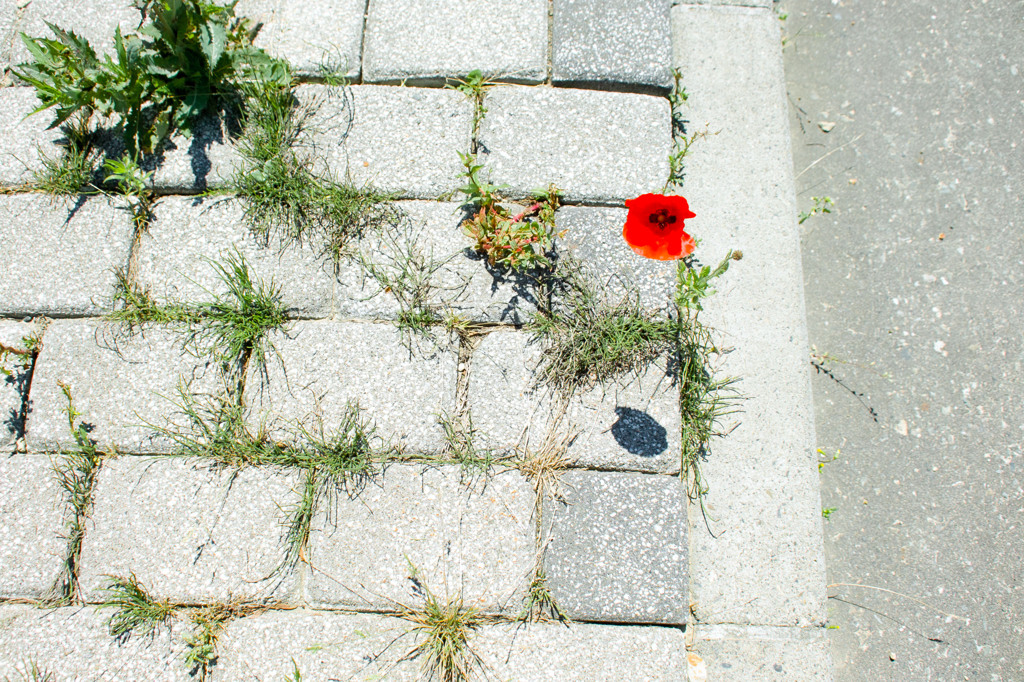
xmin=623 ymin=193 xmax=697 ymax=260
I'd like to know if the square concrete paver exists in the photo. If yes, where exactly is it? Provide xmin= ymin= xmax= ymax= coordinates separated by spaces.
xmin=468 ymin=329 xmax=681 ymax=473
xmin=78 ymin=456 xmax=303 ymax=603
xmin=248 ymin=320 xmax=458 ymax=453
xmin=553 ymin=0 xmax=673 ymax=91
xmin=0 ymin=194 xmax=134 ymax=317
xmin=26 ymin=320 xmax=221 ymax=455
xmin=297 ymin=84 xmax=473 ymax=199
xmin=478 ymin=85 xmax=672 ymax=203
xmin=0 ymin=604 xmax=187 ymax=680
xmin=0 ymin=455 xmax=67 ymax=600
xmin=238 ymin=0 xmax=366 ymax=77
xmin=307 ymin=466 xmax=535 ymax=614
xmin=542 ymin=469 xmax=687 ymax=624
xmin=363 ymin=0 xmax=547 ymax=84
xmin=138 ymin=195 xmax=334 ymax=318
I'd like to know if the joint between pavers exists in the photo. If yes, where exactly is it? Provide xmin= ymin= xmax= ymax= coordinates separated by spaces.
xmin=672 ymin=2 xmax=772 ymax=16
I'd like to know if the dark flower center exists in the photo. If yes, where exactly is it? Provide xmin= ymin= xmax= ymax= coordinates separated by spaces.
xmin=648 ymin=209 xmax=677 ymax=228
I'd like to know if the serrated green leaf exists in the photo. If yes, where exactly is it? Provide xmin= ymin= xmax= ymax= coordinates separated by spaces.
xmin=199 ymin=20 xmax=226 ymax=70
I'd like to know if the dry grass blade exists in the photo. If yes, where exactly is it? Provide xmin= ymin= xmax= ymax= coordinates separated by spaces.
xmin=398 ymin=587 xmax=485 ymax=682
xmin=515 ymin=422 xmax=578 ymax=502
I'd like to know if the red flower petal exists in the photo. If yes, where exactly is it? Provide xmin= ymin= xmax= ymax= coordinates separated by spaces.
xmin=622 ymin=194 xmax=696 ymax=261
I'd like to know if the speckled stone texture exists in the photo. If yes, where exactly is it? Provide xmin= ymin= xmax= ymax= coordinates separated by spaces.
xmin=96 ymin=114 xmax=241 ymax=192
xmin=0 ymin=87 xmax=66 ymax=187
xmin=138 ymin=196 xmax=334 ymax=318
xmin=0 ymin=3 xmax=19 ymax=71
xmin=0 ymin=321 xmax=36 ymax=452
xmin=307 ymin=466 xmax=535 ymax=613
xmin=478 ymin=86 xmax=672 ymax=203
xmin=339 ymin=200 xmax=543 ymax=324
xmin=297 ymin=84 xmax=474 ymax=199
xmin=0 ymin=455 xmax=66 ymax=599
xmin=675 ymin=0 xmax=772 ymax=7
xmin=248 ymin=321 xmax=458 ymax=453
xmin=467 ymin=330 xmax=681 ymax=473
xmin=78 ymin=456 xmax=302 ymax=603
xmin=673 ymin=4 xmax=828 ymax=628
xmin=472 ymin=621 xmax=690 ymax=680
xmin=0 ymin=194 xmax=133 ymax=317
xmin=553 ymin=0 xmax=673 ymax=91
xmin=0 ymin=604 xmax=187 ymax=680
xmin=9 ymin=0 xmax=140 ymax=66
xmin=362 ymin=0 xmax=548 ymax=84
xmin=215 ymin=610 xmax=419 ymax=680
xmin=237 ymin=0 xmax=366 ymax=77
xmin=26 ymin=320 xmax=221 ymax=454
xmin=556 ymin=205 xmax=678 ymax=313
xmin=691 ymin=624 xmax=835 ymax=681
xmin=542 ymin=469 xmax=686 ymax=624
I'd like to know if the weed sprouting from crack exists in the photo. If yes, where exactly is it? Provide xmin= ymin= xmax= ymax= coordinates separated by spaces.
xmin=436 ymin=410 xmax=501 ymax=476
xmin=445 ymin=69 xmax=495 ymax=153
xmin=232 ymin=79 xmax=399 ymax=263
xmin=96 ymin=572 xmax=176 ymax=639
xmin=514 ymin=425 xmax=576 ymax=503
xmin=183 ymin=601 xmax=265 ymax=680
xmin=530 ymin=258 xmax=676 ymax=395
xmin=3 ymin=660 xmax=55 ymax=681
xmin=675 ymin=252 xmax=744 ymax=507
xmin=46 ymin=381 xmax=103 ymax=605
xmin=29 ymin=113 xmax=98 ymax=196
xmin=397 ymin=568 xmax=485 ymax=682
xmin=518 ymin=568 xmax=569 ymax=624
xmin=109 ymin=249 xmax=288 ymax=380
xmin=664 ymin=68 xmax=717 ymax=192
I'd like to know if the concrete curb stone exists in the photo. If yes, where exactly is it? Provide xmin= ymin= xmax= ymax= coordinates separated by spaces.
xmin=248 ymin=320 xmax=458 ymax=454
xmin=553 ymin=0 xmax=673 ymax=91
xmin=306 ymin=465 xmax=535 ymax=614
xmin=542 ymin=469 xmax=687 ymax=624
xmin=691 ymin=623 xmax=834 ymax=681
xmin=0 ymin=194 xmax=134 ymax=317
xmin=0 ymin=604 xmax=188 ymax=680
xmin=0 ymin=454 xmax=66 ymax=600
xmin=297 ymin=83 xmax=473 ymax=199
xmin=467 ymin=329 xmax=681 ymax=473
xmin=138 ymin=195 xmax=335 ymax=319
xmin=26 ymin=319 xmax=222 ymax=455
xmin=672 ymin=2 xmax=829 ymax=630
xmin=478 ymin=85 xmax=672 ymax=203
xmin=363 ymin=0 xmax=548 ymax=85
xmin=78 ymin=456 xmax=302 ymax=604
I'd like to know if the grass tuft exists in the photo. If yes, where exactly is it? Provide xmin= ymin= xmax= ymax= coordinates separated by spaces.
xmin=97 ymin=573 xmax=176 ymax=638
xmin=518 ymin=569 xmax=569 ymax=623
xmin=30 ymin=114 xmax=97 ymax=196
xmin=183 ymin=602 xmax=250 ymax=680
xmin=436 ymin=410 xmax=499 ymax=475
xmin=399 ymin=574 xmax=484 ymax=682
xmin=530 ymin=259 xmax=676 ymax=394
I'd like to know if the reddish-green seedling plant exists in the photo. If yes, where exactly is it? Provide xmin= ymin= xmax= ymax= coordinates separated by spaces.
xmin=458 ymin=152 xmax=561 ymax=272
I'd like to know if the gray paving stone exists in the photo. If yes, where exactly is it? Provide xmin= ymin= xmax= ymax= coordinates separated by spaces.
xmin=0 ymin=455 xmax=66 ymax=599
xmin=675 ymin=0 xmax=773 ymax=8
xmin=362 ymin=0 xmax=547 ymax=85
xmin=556 ymin=205 xmax=678 ymax=313
xmin=672 ymin=4 xmax=828 ymax=627
xmin=9 ymin=0 xmax=140 ymax=67
xmin=248 ymin=320 xmax=458 ymax=453
xmin=542 ymin=469 xmax=686 ymax=624
xmin=0 ymin=3 xmax=19 ymax=73
xmin=468 ymin=330 xmax=681 ymax=473
xmin=297 ymin=84 xmax=474 ymax=199
xmin=691 ymin=624 xmax=835 ymax=681
xmin=0 ymin=194 xmax=134 ymax=317
xmin=96 ymin=114 xmax=241 ymax=193
xmin=478 ymin=86 xmax=672 ymax=203
xmin=0 ymin=321 xmax=36 ymax=452
xmin=0 ymin=87 xmax=67 ymax=187
xmin=0 ymin=604 xmax=187 ymax=680
xmin=78 ymin=456 xmax=302 ymax=604
xmin=307 ymin=466 xmax=535 ymax=614
xmin=216 ymin=609 xmax=420 ymax=680
xmin=26 ymin=319 xmax=221 ymax=455
xmin=472 ymin=621 xmax=689 ymax=680
xmin=237 ymin=0 xmax=366 ymax=77
xmin=138 ymin=196 xmax=334 ymax=318
xmin=340 ymin=200 xmax=543 ymax=324
xmin=553 ymin=0 xmax=673 ymax=91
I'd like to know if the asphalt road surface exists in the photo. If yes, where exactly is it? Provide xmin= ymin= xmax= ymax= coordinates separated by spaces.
xmin=778 ymin=0 xmax=1023 ymax=679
